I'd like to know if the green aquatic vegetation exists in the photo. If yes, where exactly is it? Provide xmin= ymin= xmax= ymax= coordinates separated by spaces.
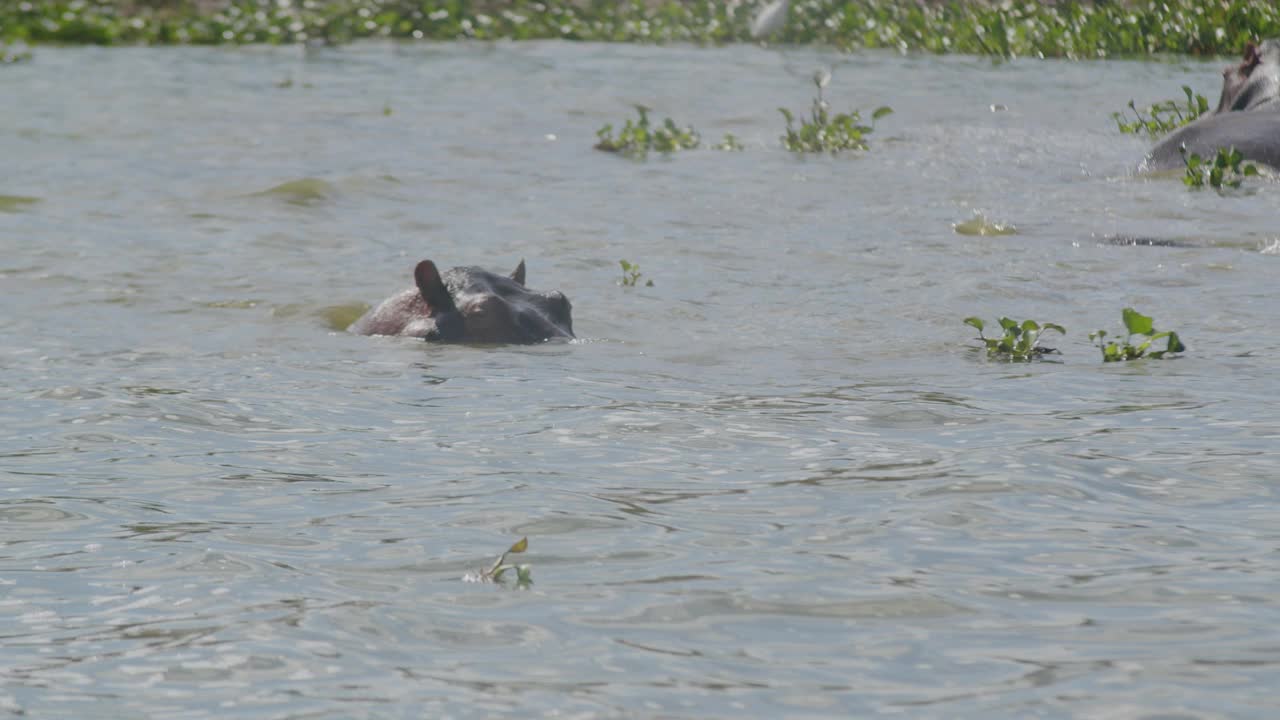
xmin=964 ymin=316 xmax=1065 ymax=362
xmin=714 ymin=133 xmax=745 ymax=152
xmin=1089 ymin=308 xmax=1185 ymax=362
xmin=1113 ymin=86 xmax=1210 ymax=139
xmin=249 ymin=178 xmax=336 ymax=206
xmin=952 ymin=212 xmax=1016 ymax=236
xmin=1181 ymin=146 xmax=1258 ymax=189
xmin=595 ymin=106 xmax=699 ymax=158
xmin=462 ymin=537 xmax=532 ymax=586
xmin=780 ymin=72 xmax=891 ymax=154
xmin=322 ymin=303 xmax=370 ymax=331
xmin=618 ymin=259 xmax=653 ymax=288
xmin=0 ymin=0 xmax=738 ymax=45
xmin=3 ymin=0 xmax=1279 ymax=58
xmin=795 ymin=0 xmax=1280 ymax=58
xmin=0 ymin=195 xmax=40 ymax=212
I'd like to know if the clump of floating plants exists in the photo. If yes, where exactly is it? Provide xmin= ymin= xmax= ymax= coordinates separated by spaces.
xmin=595 ymin=105 xmax=699 ymax=158
xmin=780 ymin=70 xmax=892 ymax=154
xmin=964 ymin=316 xmax=1065 ymax=362
xmin=1090 ymin=308 xmax=1185 ymax=362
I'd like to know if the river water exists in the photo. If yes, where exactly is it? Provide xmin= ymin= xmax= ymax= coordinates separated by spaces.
xmin=2 ymin=41 xmax=1278 ymax=718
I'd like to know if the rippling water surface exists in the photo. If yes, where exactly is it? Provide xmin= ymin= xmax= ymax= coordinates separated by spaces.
xmin=2 ymin=42 xmax=1278 ymax=718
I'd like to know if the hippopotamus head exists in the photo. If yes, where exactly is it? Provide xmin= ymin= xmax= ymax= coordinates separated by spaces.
xmin=1215 ymin=40 xmax=1280 ymax=113
xmin=350 ymin=259 xmax=574 ymax=344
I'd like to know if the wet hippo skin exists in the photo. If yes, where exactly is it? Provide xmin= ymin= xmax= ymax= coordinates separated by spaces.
xmin=350 ymin=259 xmax=574 ymax=344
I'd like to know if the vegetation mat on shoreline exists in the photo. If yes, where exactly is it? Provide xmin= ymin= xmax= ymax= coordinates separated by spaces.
xmin=2 ymin=0 xmax=1277 ymax=58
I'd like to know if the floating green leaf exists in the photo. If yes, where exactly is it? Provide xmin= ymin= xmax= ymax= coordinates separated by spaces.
xmin=1122 ymin=307 xmax=1153 ymax=336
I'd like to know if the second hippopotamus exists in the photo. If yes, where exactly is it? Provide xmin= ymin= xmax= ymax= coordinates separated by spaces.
xmin=1144 ymin=40 xmax=1280 ymax=171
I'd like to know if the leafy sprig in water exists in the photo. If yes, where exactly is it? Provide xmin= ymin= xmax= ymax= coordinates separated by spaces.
xmin=618 ymin=259 xmax=653 ymax=287
xmin=1089 ymin=308 xmax=1185 ymax=362
xmin=463 ymin=537 xmax=532 ymax=587
xmin=1112 ymin=86 xmax=1209 ymax=138
xmin=964 ymin=316 xmax=1065 ymax=362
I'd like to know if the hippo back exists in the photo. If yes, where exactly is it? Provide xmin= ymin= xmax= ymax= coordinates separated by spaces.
xmin=1144 ymin=107 xmax=1280 ymax=172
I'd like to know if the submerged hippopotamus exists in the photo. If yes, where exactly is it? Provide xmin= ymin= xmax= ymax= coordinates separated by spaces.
xmin=350 ymin=259 xmax=574 ymax=344
xmin=1145 ymin=40 xmax=1280 ymax=171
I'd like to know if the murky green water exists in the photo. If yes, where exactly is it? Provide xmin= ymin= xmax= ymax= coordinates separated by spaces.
xmin=2 ymin=42 xmax=1278 ymax=718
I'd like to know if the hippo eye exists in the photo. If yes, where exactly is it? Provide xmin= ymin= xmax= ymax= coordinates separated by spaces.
xmin=547 ymin=291 xmax=571 ymax=313
xmin=466 ymin=296 xmax=502 ymax=317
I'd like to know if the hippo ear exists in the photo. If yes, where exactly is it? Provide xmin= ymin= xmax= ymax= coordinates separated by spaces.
xmin=510 ymin=259 xmax=526 ymax=286
xmin=414 ymin=260 xmax=457 ymax=313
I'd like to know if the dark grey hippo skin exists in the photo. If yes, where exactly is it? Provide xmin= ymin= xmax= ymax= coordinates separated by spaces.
xmin=1144 ymin=40 xmax=1280 ymax=171
xmin=350 ymin=259 xmax=574 ymax=344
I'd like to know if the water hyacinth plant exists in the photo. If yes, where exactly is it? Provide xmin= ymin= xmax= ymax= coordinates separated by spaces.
xmin=1181 ymin=146 xmax=1258 ymax=189
xmin=5 ymin=0 xmax=1278 ymax=58
xmin=1089 ymin=308 xmax=1185 ymax=362
xmin=780 ymin=70 xmax=892 ymax=154
xmin=1112 ymin=86 xmax=1210 ymax=139
xmin=618 ymin=259 xmax=652 ymax=287
xmin=595 ymin=105 xmax=699 ymax=158
xmin=964 ymin=316 xmax=1064 ymax=362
